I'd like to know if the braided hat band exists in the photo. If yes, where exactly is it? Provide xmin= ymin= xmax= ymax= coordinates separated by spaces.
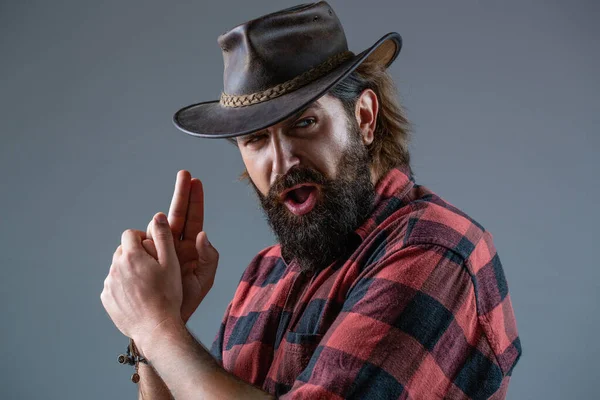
xmin=219 ymin=51 xmax=354 ymax=108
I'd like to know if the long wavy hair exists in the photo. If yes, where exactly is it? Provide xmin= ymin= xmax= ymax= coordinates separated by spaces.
xmin=229 ymin=57 xmax=413 ymax=183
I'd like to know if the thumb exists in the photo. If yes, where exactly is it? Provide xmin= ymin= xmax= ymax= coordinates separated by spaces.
xmin=195 ymin=231 xmax=219 ymax=284
xmin=152 ymin=212 xmax=178 ymax=267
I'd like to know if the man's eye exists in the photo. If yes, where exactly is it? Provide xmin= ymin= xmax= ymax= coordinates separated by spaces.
xmin=295 ymin=117 xmax=316 ymax=128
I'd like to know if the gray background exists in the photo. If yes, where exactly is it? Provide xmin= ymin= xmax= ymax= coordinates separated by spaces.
xmin=1 ymin=0 xmax=598 ymax=399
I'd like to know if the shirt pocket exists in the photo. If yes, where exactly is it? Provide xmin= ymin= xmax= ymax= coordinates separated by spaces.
xmin=279 ymin=332 xmax=324 ymax=384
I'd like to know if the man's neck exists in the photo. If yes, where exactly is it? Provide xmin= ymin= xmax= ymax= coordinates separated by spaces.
xmin=370 ymin=166 xmax=384 ymax=187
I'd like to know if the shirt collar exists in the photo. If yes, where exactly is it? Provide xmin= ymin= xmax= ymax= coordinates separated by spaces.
xmin=353 ymin=163 xmax=415 ymax=242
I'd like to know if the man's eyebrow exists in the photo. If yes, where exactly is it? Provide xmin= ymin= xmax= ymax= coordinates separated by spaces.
xmin=236 ymin=101 xmax=323 ymax=142
xmin=236 ymin=131 xmax=263 ymax=142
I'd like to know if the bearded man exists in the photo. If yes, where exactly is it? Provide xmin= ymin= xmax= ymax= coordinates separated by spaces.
xmin=101 ymin=2 xmax=521 ymax=399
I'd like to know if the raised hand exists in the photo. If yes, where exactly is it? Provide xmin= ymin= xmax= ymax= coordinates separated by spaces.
xmin=144 ymin=170 xmax=219 ymax=323
xmin=101 ymin=214 xmax=185 ymax=354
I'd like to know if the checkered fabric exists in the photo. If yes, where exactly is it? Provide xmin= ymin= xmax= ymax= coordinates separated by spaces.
xmin=210 ymin=164 xmax=521 ymax=399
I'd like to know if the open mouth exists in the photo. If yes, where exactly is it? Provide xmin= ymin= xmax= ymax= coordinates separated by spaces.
xmin=281 ymin=184 xmax=319 ymax=215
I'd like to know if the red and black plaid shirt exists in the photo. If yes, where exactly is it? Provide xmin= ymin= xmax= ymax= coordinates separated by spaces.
xmin=210 ymin=164 xmax=521 ymax=399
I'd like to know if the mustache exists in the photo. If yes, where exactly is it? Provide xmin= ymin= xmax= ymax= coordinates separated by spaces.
xmin=267 ymin=165 xmax=328 ymax=201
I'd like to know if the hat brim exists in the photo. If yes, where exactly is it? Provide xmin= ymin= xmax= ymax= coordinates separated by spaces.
xmin=173 ymin=32 xmax=402 ymax=139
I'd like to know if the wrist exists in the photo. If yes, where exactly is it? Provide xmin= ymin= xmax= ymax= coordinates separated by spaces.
xmin=134 ymin=316 xmax=187 ymax=361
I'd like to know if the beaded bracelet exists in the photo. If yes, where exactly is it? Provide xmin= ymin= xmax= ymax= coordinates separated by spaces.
xmin=117 ymin=338 xmax=149 ymax=383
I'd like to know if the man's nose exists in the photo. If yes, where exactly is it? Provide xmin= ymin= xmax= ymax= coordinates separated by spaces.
xmin=270 ymin=134 xmax=300 ymax=183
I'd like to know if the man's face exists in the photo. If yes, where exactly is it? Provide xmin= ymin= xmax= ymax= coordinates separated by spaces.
xmin=236 ymin=93 xmax=376 ymax=272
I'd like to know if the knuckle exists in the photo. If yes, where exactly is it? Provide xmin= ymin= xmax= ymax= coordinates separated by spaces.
xmin=170 ymin=209 xmax=186 ymax=218
xmin=123 ymin=250 xmax=137 ymax=264
xmin=121 ymin=230 xmax=130 ymax=243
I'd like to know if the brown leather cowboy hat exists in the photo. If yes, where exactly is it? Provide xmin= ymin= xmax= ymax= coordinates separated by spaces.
xmin=172 ymin=1 xmax=402 ymax=139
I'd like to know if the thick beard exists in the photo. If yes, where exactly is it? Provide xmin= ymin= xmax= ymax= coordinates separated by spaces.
xmin=250 ymin=122 xmax=375 ymax=273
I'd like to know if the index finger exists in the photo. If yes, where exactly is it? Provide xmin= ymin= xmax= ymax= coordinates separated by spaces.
xmin=168 ymin=170 xmax=192 ymax=240
xmin=182 ymin=178 xmax=204 ymax=241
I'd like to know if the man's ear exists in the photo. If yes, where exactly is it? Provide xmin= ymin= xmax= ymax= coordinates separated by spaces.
xmin=355 ymin=88 xmax=378 ymax=146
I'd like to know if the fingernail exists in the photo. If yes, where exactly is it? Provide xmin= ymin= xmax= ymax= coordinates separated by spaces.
xmin=155 ymin=213 xmax=168 ymax=225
